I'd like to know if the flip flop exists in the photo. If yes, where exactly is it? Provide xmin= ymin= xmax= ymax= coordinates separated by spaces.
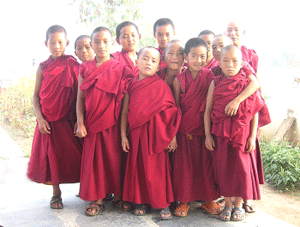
xmin=133 ymin=204 xmax=147 ymax=216
xmin=50 ymin=195 xmax=63 ymax=209
xmin=85 ymin=203 xmax=105 ymax=216
xmin=219 ymin=206 xmax=232 ymax=222
xmin=160 ymin=207 xmax=172 ymax=220
xmin=231 ymin=207 xmax=245 ymax=221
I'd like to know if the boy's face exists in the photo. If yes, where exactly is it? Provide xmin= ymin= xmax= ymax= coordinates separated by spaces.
xmin=212 ymin=36 xmax=232 ymax=61
xmin=219 ymin=48 xmax=243 ymax=77
xmin=154 ymin=24 xmax=175 ymax=50
xmin=137 ymin=48 xmax=160 ymax=78
xmin=91 ymin=30 xmax=113 ymax=59
xmin=165 ymin=42 xmax=184 ymax=71
xmin=226 ymin=21 xmax=245 ymax=47
xmin=199 ymin=34 xmax=214 ymax=58
xmin=75 ymin=38 xmax=95 ymax=62
xmin=117 ymin=25 xmax=141 ymax=53
xmin=45 ymin=32 xmax=69 ymax=59
xmin=185 ymin=46 xmax=207 ymax=75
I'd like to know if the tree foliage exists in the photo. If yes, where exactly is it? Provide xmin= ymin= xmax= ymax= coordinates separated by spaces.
xmin=69 ymin=0 xmax=145 ymax=36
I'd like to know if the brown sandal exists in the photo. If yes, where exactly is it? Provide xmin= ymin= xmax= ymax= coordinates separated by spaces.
xmin=174 ymin=202 xmax=190 ymax=217
xmin=85 ymin=202 xmax=105 ymax=216
xmin=50 ymin=195 xmax=63 ymax=209
xmin=112 ymin=199 xmax=131 ymax=212
xmin=201 ymin=201 xmax=223 ymax=215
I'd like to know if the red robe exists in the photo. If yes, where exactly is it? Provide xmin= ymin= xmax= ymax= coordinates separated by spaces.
xmin=172 ymin=68 xmax=219 ymax=202
xmin=123 ymin=75 xmax=181 ymax=209
xmin=27 ymin=55 xmax=82 ymax=185
xmin=79 ymin=58 xmax=134 ymax=201
xmin=112 ymin=49 xmax=139 ymax=76
xmin=211 ymin=73 xmax=270 ymax=200
xmin=241 ymin=46 xmax=259 ymax=73
xmin=157 ymin=66 xmax=186 ymax=90
xmin=204 ymin=57 xmax=219 ymax=70
xmin=157 ymin=47 xmax=167 ymax=70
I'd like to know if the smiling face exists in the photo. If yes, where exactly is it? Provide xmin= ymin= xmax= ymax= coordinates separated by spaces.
xmin=185 ymin=46 xmax=207 ymax=76
xmin=226 ymin=21 xmax=245 ymax=48
xmin=199 ymin=34 xmax=214 ymax=58
xmin=137 ymin=48 xmax=160 ymax=79
xmin=91 ymin=30 xmax=113 ymax=61
xmin=219 ymin=46 xmax=243 ymax=77
xmin=117 ymin=25 xmax=141 ymax=53
xmin=45 ymin=32 xmax=68 ymax=59
xmin=75 ymin=37 xmax=95 ymax=62
xmin=164 ymin=41 xmax=184 ymax=71
xmin=212 ymin=35 xmax=233 ymax=61
xmin=154 ymin=24 xmax=175 ymax=50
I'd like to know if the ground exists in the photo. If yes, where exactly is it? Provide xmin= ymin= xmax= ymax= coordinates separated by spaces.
xmin=1 ymin=120 xmax=300 ymax=227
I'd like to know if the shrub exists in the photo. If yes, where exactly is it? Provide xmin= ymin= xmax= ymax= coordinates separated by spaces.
xmin=0 ymin=75 xmax=36 ymax=137
xmin=261 ymin=142 xmax=300 ymax=191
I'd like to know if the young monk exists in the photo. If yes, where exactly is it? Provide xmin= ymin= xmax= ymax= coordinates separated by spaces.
xmin=157 ymin=39 xmax=185 ymax=89
xmin=74 ymin=35 xmax=95 ymax=62
xmin=172 ymin=38 xmax=220 ymax=217
xmin=198 ymin=30 xmax=218 ymax=69
xmin=75 ymin=27 xmax=134 ymax=216
xmin=204 ymin=45 xmax=270 ymax=221
xmin=153 ymin=18 xmax=176 ymax=69
xmin=112 ymin=21 xmax=141 ymax=76
xmin=121 ymin=47 xmax=181 ymax=220
xmin=27 ymin=25 xmax=82 ymax=209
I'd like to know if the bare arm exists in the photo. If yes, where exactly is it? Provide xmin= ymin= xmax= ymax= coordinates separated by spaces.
xmin=120 ymin=93 xmax=130 ymax=152
xmin=75 ymin=75 xmax=87 ymax=138
xmin=204 ymin=81 xmax=215 ymax=151
xmin=172 ymin=77 xmax=181 ymax=106
xmin=225 ymin=74 xmax=260 ymax=117
xmin=33 ymin=67 xmax=51 ymax=134
xmin=246 ymin=113 xmax=258 ymax=153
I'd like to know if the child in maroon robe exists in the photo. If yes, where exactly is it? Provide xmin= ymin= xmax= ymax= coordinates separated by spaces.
xmin=112 ymin=21 xmax=141 ymax=76
xmin=153 ymin=18 xmax=176 ymax=70
xmin=75 ymin=27 xmax=134 ymax=216
xmin=172 ymin=38 xmax=220 ymax=217
xmin=121 ymin=47 xmax=181 ymax=220
xmin=157 ymin=39 xmax=185 ymax=89
xmin=204 ymin=45 xmax=270 ymax=222
xmin=198 ymin=30 xmax=219 ymax=69
xmin=27 ymin=25 xmax=83 ymax=209
xmin=74 ymin=35 xmax=95 ymax=62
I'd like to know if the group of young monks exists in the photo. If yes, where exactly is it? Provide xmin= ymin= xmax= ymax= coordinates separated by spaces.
xmin=26 ymin=18 xmax=271 ymax=222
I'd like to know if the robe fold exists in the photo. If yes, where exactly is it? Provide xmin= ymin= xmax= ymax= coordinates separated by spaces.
xmin=27 ymin=55 xmax=82 ymax=185
xmin=172 ymin=69 xmax=219 ymax=202
xmin=204 ymin=57 xmax=219 ymax=70
xmin=157 ymin=47 xmax=167 ymax=70
xmin=79 ymin=58 xmax=134 ymax=201
xmin=241 ymin=46 xmax=259 ymax=73
xmin=211 ymin=73 xmax=270 ymax=200
xmin=123 ymin=75 xmax=181 ymax=209
xmin=112 ymin=49 xmax=139 ymax=76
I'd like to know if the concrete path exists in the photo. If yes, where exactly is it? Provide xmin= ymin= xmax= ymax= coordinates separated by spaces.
xmin=0 ymin=125 xmax=297 ymax=227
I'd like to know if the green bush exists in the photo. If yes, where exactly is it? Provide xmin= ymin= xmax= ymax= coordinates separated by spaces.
xmin=261 ymin=142 xmax=300 ymax=191
xmin=0 ymin=75 xmax=36 ymax=137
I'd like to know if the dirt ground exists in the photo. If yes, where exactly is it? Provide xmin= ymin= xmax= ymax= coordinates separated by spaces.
xmin=1 ymin=121 xmax=300 ymax=227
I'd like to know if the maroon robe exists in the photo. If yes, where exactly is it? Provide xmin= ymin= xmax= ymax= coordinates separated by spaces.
xmin=112 ymin=49 xmax=139 ymax=76
xmin=172 ymin=68 xmax=219 ymax=202
xmin=27 ymin=55 xmax=82 ymax=185
xmin=123 ymin=75 xmax=181 ymax=209
xmin=79 ymin=58 xmax=134 ymax=201
xmin=211 ymin=73 xmax=270 ymax=200
xmin=204 ymin=57 xmax=219 ymax=70
xmin=157 ymin=46 xmax=167 ymax=70
xmin=241 ymin=45 xmax=259 ymax=73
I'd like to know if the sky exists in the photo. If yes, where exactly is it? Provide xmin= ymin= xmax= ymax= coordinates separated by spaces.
xmin=0 ymin=0 xmax=299 ymax=80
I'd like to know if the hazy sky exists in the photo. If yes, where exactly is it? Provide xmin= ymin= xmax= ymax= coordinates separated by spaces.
xmin=0 ymin=0 xmax=299 ymax=79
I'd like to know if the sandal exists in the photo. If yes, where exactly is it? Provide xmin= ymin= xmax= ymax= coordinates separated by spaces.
xmin=112 ymin=199 xmax=131 ymax=212
xmin=219 ymin=206 xmax=232 ymax=222
xmin=231 ymin=207 xmax=245 ymax=221
xmin=243 ymin=201 xmax=257 ymax=213
xmin=201 ymin=201 xmax=223 ymax=215
xmin=50 ymin=195 xmax=63 ymax=209
xmin=160 ymin=207 xmax=172 ymax=220
xmin=133 ymin=204 xmax=147 ymax=216
xmin=85 ymin=202 xmax=105 ymax=216
xmin=174 ymin=202 xmax=190 ymax=217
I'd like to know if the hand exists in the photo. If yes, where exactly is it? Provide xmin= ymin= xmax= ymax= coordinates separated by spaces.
xmin=122 ymin=137 xmax=130 ymax=153
xmin=245 ymin=136 xmax=256 ymax=153
xmin=37 ymin=118 xmax=51 ymax=134
xmin=205 ymin=134 xmax=215 ymax=151
xmin=74 ymin=122 xmax=78 ymax=134
xmin=224 ymin=100 xmax=240 ymax=117
xmin=75 ymin=123 xmax=87 ymax=138
xmin=166 ymin=136 xmax=177 ymax=152
xmin=257 ymin=128 xmax=262 ymax=137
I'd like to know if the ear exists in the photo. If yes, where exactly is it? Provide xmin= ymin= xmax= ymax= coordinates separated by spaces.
xmin=44 ymin=40 xmax=48 ymax=47
xmin=116 ymin=38 xmax=121 ymax=45
xmin=74 ymin=51 xmax=78 ymax=57
xmin=184 ymin=53 xmax=188 ymax=62
xmin=112 ymin=39 xmax=115 ymax=45
xmin=135 ymin=59 xmax=138 ymax=65
xmin=66 ymin=39 xmax=70 ymax=46
xmin=139 ymin=33 xmax=142 ymax=40
xmin=241 ymin=60 xmax=244 ymax=68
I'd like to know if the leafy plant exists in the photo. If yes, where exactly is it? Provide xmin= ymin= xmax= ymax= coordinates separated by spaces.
xmin=261 ymin=142 xmax=300 ymax=191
